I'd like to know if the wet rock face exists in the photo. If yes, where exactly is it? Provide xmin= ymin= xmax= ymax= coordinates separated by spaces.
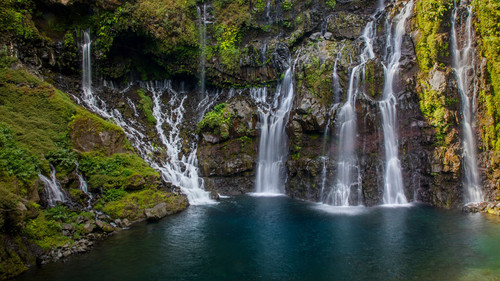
xmin=327 ymin=12 xmax=368 ymax=40
xmin=15 ymin=0 xmax=486 ymax=210
xmin=69 ymin=114 xmax=128 ymax=156
xmin=197 ymin=96 xmax=259 ymax=195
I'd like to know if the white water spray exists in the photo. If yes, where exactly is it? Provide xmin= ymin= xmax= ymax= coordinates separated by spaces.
xmin=82 ymin=30 xmax=111 ymax=118
xmin=39 ymin=166 xmax=67 ymax=207
xmin=144 ymin=81 xmax=213 ymax=204
xmin=451 ymin=1 xmax=484 ymax=203
xmin=380 ymin=1 xmax=413 ymax=205
xmin=80 ymin=30 xmax=213 ymax=205
xmin=76 ymin=162 xmax=92 ymax=208
xmin=322 ymin=21 xmax=377 ymax=206
xmin=252 ymin=66 xmax=295 ymax=194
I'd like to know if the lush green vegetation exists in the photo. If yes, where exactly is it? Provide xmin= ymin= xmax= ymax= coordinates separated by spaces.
xmin=78 ymin=152 xmax=159 ymax=191
xmin=414 ymin=0 xmax=456 ymax=144
xmin=137 ymin=89 xmax=156 ymax=125
xmin=0 ymin=50 xmax=177 ymax=276
xmin=326 ymin=0 xmax=336 ymax=10
xmin=23 ymin=205 xmax=95 ymax=249
xmin=197 ymin=103 xmax=233 ymax=139
xmin=473 ymin=0 xmax=500 ymax=151
xmin=414 ymin=0 xmax=454 ymax=73
xmin=0 ymin=0 xmax=39 ymax=40
xmin=0 ymin=125 xmax=40 ymax=183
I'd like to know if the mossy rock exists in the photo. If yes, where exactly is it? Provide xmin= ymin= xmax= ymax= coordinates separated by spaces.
xmin=100 ymin=189 xmax=188 ymax=221
xmin=69 ymin=109 xmax=131 ymax=156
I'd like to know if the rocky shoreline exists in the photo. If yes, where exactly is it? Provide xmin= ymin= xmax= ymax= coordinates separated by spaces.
xmin=38 ymin=200 xmax=188 ymax=266
xmin=463 ymin=201 xmax=500 ymax=216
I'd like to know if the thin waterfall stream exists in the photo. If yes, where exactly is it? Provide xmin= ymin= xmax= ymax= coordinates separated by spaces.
xmin=380 ymin=1 xmax=414 ymax=205
xmin=451 ymin=0 xmax=484 ymax=203
xmin=76 ymin=162 xmax=92 ymax=208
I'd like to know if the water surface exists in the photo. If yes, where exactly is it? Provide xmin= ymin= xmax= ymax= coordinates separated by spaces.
xmin=15 ymin=196 xmax=500 ymax=280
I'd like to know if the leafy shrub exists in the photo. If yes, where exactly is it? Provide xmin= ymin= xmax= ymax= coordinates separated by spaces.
xmin=46 ymin=148 xmax=77 ymax=172
xmin=0 ymin=125 xmax=39 ymax=182
xmin=282 ymin=0 xmax=293 ymax=11
xmin=197 ymin=103 xmax=232 ymax=138
xmin=326 ymin=0 xmax=336 ymax=9
xmin=78 ymin=152 xmax=159 ymax=191
xmin=23 ymin=213 xmax=71 ymax=250
xmin=102 ymin=188 xmax=127 ymax=202
xmin=44 ymin=205 xmax=72 ymax=222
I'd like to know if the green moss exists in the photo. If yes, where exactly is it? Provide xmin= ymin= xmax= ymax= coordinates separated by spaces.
xmin=282 ymin=0 xmax=293 ymax=11
xmin=414 ymin=0 xmax=457 ymax=146
xmin=23 ymin=205 xmax=95 ymax=250
xmin=137 ymin=89 xmax=156 ymax=125
xmin=418 ymin=84 xmax=449 ymax=141
xmin=102 ymin=188 xmax=127 ymax=202
xmin=0 ymin=125 xmax=40 ymax=183
xmin=0 ymin=62 xmax=76 ymax=158
xmin=300 ymin=57 xmax=333 ymax=104
xmin=255 ymin=0 xmax=267 ymax=12
xmin=46 ymin=148 xmax=78 ymax=178
xmin=473 ymin=0 xmax=500 ymax=151
xmin=78 ymin=152 xmax=160 ymax=191
xmin=325 ymin=0 xmax=336 ymax=10
xmin=23 ymin=211 xmax=71 ymax=250
xmin=197 ymin=103 xmax=232 ymax=138
xmin=0 ymin=0 xmax=40 ymax=39
xmin=414 ymin=0 xmax=454 ymax=74
xmin=100 ymin=189 xmax=187 ymax=221
xmin=0 ymin=235 xmax=29 ymax=279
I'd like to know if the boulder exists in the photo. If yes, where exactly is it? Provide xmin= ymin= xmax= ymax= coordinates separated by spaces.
xmin=144 ymin=202 xmax=169 ymax=221
xmin=82 ymin=223 xmax=95 ymax=234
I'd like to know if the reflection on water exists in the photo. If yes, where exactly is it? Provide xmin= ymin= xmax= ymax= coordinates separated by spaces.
xmin=14 ymin=196 xmax=500 ymax=281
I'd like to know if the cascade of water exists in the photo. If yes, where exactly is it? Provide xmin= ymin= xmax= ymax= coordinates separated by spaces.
xmin=380 ymin=1 xmax=414 ymax=205
xmin=80 ymin=31 xmax=213 ymax=205
xmin=82 ymin=30 xmax=111 ymax=118
xmin=252 ymin=66 xmax=295 ymax=194
xmin=451 ymin=0 xmax=483 ymax=203
xmin=144 ymin=81 xmax=213 ymax=204
xmin=75 ymin=162 xmax=92 ymax=208
xmin=321 ymin=22 xmax=377 ymax=206
xmin=39 ymin=166 xmax=67 ymax=207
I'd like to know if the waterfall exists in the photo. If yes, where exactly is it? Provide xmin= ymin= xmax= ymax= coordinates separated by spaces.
xmin=39 ymin=166 xmax=67 ymax=207
xmin=380 ymin=1 xmax=413 ymax=205
xmin=76 ymin=162 xmax=92 ymax=208
xmin=80 ymin=31 xmax=213 ymax=205
xmin=82 ymin=30 xmax=111 ymax=119
xmin=321 ymin=22 xmax=377 ymax=206
xmin=451 ymin=1 xmax=484 ymax=203
xmin=144 ymin=81 xmax=213 ymax=204
xmin=252 ymin=67 xmax=295 ymax=194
